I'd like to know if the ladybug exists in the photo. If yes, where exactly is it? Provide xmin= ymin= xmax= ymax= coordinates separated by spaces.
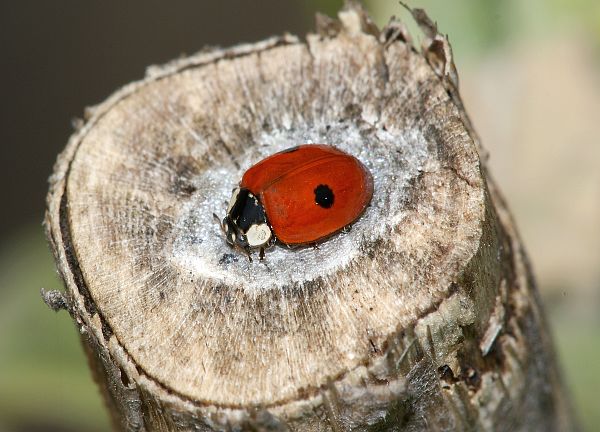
xmin=216 ymin=144 xmax=373 ymax=260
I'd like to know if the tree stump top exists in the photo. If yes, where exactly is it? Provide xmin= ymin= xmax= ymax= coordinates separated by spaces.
xmin=48 ymin=6 xmax=483 ymax=407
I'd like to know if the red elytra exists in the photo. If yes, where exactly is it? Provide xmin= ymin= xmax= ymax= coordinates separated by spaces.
xmin=219 ymin=144 xmax=373 ymax=259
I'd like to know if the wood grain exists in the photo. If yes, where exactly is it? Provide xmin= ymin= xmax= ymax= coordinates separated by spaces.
xmin=44 ymin=4 xmax=575 ymax=431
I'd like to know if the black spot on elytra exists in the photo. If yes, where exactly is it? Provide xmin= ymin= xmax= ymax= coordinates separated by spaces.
xmin=314 ymin=184 xmax=334 ymax=208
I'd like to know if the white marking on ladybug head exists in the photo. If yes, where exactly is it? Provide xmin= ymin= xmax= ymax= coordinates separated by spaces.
xmin=226 ymin=187 xmax=240 ymax=213
xmin=246 ymin=223 xmax=271 ymax=247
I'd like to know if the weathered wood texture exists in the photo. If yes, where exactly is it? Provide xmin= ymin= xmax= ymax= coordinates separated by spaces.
xmin=44 ymin=4 xmax=575 ymax=431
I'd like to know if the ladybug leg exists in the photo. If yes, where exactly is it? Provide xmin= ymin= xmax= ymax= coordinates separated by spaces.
xmin=213 ymin=213 xmax=225 ymax=232
xmin=259 ymin=247 xmax=265 ymax=261
xmin=241 ymin=245 xmax=253 ymax=263
xmin=312 ymin=242 xmax=320 ymax=250
xmin=341 ymin=224 xmax=352 ymax=234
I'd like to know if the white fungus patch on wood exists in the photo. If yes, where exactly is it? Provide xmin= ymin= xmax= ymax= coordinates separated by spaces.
xmin=173 ymin=124 xmax=429 ymax=292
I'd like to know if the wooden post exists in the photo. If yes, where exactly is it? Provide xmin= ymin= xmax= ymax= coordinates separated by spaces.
xmin=44 ymin=4 xmax=576 ymax=431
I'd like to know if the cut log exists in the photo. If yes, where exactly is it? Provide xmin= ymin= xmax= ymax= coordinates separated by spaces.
xmin=44 ymin=4 xmax=576 ymax=431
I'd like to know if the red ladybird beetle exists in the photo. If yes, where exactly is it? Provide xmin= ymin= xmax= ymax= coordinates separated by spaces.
xmin=217 ymin=144 xmax=373 ymax=260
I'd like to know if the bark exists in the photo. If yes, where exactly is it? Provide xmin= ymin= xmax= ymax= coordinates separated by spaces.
xmin=44 ymin=4 xmax=575 ymax=431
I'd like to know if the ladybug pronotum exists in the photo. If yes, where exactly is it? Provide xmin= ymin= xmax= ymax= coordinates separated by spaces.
xmin=217 ymin=144 xmax=373 ymax=260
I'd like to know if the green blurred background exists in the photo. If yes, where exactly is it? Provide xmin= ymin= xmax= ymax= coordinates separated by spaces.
xmin=1 ymin=1 xmax=598 ymax=431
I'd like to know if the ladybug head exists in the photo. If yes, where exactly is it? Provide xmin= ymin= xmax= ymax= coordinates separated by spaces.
xmin=222 ymin=188 xmax=272 ymax=253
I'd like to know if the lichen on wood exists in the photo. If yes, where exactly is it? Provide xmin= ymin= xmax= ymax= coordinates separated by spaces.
xmin=44 ymin=3 xmax=575 ymax=431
